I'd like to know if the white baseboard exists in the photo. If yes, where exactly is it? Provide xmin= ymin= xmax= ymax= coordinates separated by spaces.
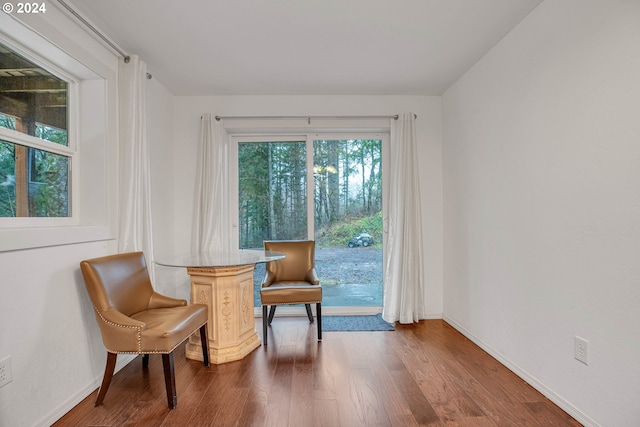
xmin=36 ymin=354 xmax=136 ymax=427
xmin=443 ymin=315 xmax=597 ymax=427
xmin=419 ymin=313 xmax=444 ymax=320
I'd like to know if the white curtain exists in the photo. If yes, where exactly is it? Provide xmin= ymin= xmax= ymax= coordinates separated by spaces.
xmin=118 ymin=55 xmax=155 ymax=277
xmin=382 ymin=113 xmax=427 ymax=324
xmin=192 ymin=114 xmax=230 ymax=253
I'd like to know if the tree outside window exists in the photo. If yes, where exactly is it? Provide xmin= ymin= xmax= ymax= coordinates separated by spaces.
xmin=0 ymin=40 xmax=71 ymax=218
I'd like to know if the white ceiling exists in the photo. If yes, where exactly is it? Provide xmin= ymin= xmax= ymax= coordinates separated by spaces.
xmin=67 ymin=0 xmax=542 ymax=96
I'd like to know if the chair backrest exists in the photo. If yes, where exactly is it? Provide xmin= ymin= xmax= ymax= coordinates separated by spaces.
xmin=80 ymin=252 xmax=154 ymax=316
xmin=264 ymin=240 xmax=315 ymax=282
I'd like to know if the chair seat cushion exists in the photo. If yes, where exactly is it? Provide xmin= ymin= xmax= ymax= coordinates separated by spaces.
xmin=130 ymin=304 xmax=207 ymax=353
xmin=260 ymin=281 xmax=322 ymax=305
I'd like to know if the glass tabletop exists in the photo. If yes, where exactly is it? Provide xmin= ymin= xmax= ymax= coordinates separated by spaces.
xmin=155 ymin=249 xmax=285 ymax=268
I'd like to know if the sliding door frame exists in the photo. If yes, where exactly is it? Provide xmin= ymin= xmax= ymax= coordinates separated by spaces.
xmin=229 ymin=130 xmax=390 ymax=316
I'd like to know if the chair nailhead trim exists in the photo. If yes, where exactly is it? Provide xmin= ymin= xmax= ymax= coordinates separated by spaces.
xmin=101 ymin=320 xmax=208 ymax=355
xmin=94 ymin=306 xmax=143 ymax=352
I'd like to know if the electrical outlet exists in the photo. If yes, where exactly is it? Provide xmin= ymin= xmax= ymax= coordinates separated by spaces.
xmin=574 ymin=336 xmax=589 ymax=365
xmin=0 ymin=356 xmax=13 ymax=388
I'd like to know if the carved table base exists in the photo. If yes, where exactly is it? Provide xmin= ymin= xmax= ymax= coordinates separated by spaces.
xmin=184 ymin=264 xmax=260 ymax=364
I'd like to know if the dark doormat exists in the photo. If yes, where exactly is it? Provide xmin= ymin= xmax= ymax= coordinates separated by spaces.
xmin=322 ymin=314 xmax=394 ymax=331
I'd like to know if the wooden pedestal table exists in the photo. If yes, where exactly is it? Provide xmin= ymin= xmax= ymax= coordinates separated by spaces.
xmin=157 ymin=250 xmax=284 ymax=364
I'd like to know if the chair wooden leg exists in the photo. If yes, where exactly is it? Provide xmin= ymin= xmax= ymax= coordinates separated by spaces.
xmin=199 ymin=324 xmax=210 ymax=367
xmin=262 ymin=305 xmax=268 ymax=346
xmin=305 ymin=304 xmax=314 ymax=323
xmin=142 ymin=354 xmax=149 ymax=368
xmin=268 ymin=305 xmax=277 ymax=325
xmin=95 ymin=352 xmax=117 ymax=406
xmin=317 ymin=303 xmax=322 ymax=341
xmin=162 ymin=353 xmax=177 ymax=409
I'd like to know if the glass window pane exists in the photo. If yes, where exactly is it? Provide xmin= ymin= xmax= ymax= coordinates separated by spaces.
xmin=35 ymin=123 xmax=68 ymax=146
xmin=238 ymin=141 xmax=307 ymax=248
xmin=0 ymin=139 xmax=70 ymax=217
xmin=313 ymin=139 xmax=383 ymax=307
xmin=0 ymin=42 xmax=68 ymax=146
xmin=0 ymin=140 xmax=16 ymax=216
xmin=313 ymin=139 xmax=383 ymax=236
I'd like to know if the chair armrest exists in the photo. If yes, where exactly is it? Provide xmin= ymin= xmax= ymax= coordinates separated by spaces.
xmin=149 ymin=292 xmax=187 ymax=309
xmin=99 ymin=307 xmax=146 ymax=329
xmin=96 ymin=307 xmax=147 ymax=353
xmin=305 ymin=268 xmax=320 ymax=285
xmin=262 ymin=270 xmax=275 ymax=287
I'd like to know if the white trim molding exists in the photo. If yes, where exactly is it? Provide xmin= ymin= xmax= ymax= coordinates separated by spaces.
xmin=443 ymin=315 xmax=598 ymax=427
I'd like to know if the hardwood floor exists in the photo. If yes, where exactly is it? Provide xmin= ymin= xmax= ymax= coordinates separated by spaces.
xmin=54 ymin=319 xmax=581 ymax=426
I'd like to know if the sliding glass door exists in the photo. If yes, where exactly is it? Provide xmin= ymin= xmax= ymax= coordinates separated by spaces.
xmin=231 ymin=134 xmax=387 ymax=313
xmin=312 ymin=138 xmax=383 ymax=309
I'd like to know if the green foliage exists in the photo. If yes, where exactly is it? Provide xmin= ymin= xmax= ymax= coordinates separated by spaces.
xmin=238 ymin=138 xmax=382 ymax=248
xmin=238 ymin=141 xmax=307 ymax=248
xmin=28 ymin=149 xmax=69 ymax=217
xmin=0 ymin=140 xmax=16 ymax=217
xmin=36 ymin=123 xmax=68 ymax=146
xmin=314 ymin=139 xmax=382 ymax=226
xmin=0 ymin=116 xmax=69 ymax=217
xmin=316 ymin=211 xmax=383 ymax=248
xmin=0 ymin=114 xmax=16 ymax=131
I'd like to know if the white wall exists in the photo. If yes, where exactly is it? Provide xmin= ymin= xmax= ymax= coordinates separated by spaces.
xmin=0 ymin=5 xmax=178 ymax=426
xmin=442 ymin=1 xmax=640 ymax=426
xmin=146 ymin=77 xmax=180 ymax=297
xmin=0 ymin=241 xmax=119 ymax=426
xmin=0 ymin=6 xmax=123 ymax=426
xmin=171 ymin=95 xmax=444 ymax=314
xmin=15 ymin=1 xmax=640 ymax=424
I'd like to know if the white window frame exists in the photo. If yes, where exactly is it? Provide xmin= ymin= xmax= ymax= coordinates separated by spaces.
xmin=0 ymin=39 xmax=79 ymax=227
xmin=0 ymin=12 xmax=118 ymax=252
xmin=230 ymin=126 xmax=390 ymax=316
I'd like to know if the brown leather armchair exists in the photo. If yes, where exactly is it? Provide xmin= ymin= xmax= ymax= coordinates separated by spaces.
xmin=80 ymin=252 xmax=209 ymax=409
xmin=261 ymin=240 xmax=322 ymax=345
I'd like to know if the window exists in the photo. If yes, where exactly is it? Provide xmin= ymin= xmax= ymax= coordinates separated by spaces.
xmin=0 ymin=8 xmax=118 ymax=251
xmin=238 ymin=140 xmax=308 ymax=246
xmin=232 ymin=132 xmax=387 ymax=311
xmin=0 ymin=41 xmax=72 ymax=218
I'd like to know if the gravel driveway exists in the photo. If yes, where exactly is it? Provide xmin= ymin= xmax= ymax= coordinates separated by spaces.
xmin=315 ymin=247 xmax=383 ymax=285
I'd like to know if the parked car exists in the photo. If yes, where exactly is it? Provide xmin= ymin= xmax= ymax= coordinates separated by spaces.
xmin=348 ymin=232 xmax=374 ymax=248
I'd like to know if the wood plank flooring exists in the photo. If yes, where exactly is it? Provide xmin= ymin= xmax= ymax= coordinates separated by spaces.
xmin=53 ymin=319 xmax=581 ymax=426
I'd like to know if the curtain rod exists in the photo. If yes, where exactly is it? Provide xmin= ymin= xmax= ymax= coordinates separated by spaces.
xmin=214 ymin=114 xmax=416 ymax=122
xmin=55 ymin=0 xmax=152 ymax=79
